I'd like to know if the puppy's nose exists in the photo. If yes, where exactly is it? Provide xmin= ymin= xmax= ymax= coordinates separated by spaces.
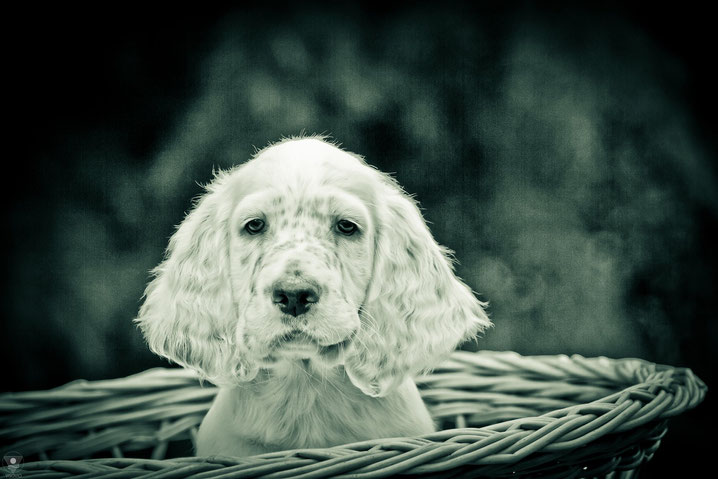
xmin=272 ymin=283 xmax=320 ymax=317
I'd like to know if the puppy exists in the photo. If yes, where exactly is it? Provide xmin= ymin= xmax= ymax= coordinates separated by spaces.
xmin=136 ymin=137 xmax=490 ymax=456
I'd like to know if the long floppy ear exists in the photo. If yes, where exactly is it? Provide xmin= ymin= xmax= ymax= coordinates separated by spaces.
xmin=135 ymin=175 xmax=250 ymax=385
xmin=345 ymin=175 xmax=491 ymax=397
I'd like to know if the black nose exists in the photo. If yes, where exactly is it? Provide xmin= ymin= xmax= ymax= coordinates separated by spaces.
xmin=272 ymin=285 xmax=320 ymax=317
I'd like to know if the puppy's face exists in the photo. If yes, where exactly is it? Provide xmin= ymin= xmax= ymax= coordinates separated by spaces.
xmin=228 ymin=153 xmax=375 ymax=367
xmin=137 ymin=137 xmax=490 ymax=396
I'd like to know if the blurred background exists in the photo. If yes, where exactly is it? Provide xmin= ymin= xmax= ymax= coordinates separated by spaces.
xmin=4 ymin=2 xmax=715 ymax=474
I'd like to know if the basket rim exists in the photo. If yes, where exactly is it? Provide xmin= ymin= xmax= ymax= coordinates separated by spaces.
xmin=1 ymin=350 xmax=707 ymax=478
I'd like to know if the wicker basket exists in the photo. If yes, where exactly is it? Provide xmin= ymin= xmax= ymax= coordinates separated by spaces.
xmin=0 ymin=350 xmax=706 ymax=478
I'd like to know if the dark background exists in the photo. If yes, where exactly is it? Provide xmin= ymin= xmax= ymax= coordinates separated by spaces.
xmin=4 ymin=2 xmax=715 ymax=475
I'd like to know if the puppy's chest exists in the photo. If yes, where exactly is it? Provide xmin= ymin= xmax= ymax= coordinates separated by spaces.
xmin=235 ymin=371 xmax=391 ymax=449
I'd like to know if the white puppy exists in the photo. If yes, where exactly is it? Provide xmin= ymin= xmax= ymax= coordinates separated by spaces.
xmin=136 ymin=137 xmax=490 ymax=457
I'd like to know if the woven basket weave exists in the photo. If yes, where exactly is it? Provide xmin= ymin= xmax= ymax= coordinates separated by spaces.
xmin=0 ymin=350 xmax=706 ymax=478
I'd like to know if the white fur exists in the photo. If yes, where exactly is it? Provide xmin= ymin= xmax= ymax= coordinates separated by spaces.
xmin=136 ymin=137 xmax=491 ymax=456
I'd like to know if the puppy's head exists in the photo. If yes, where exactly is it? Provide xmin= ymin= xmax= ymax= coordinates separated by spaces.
xmin=136 ymin=137 xmax=490 ymax=394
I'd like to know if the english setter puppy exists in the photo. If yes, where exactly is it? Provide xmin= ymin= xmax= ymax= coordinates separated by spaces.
xmin=136 ymin=137 xmax=490 ymax=457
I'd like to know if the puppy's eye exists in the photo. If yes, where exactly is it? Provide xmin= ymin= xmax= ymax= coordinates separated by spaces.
xmin=244 ymin=219 xmax=266 ymax=235
xmin=336 ymin=219 xmax=358 ymax=236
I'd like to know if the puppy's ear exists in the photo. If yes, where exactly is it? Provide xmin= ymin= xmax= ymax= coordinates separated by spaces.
xmin=135 ymin=174 xmax=255 ymax=385
xmin=345 ymin=175 xmax=491 ymax=397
